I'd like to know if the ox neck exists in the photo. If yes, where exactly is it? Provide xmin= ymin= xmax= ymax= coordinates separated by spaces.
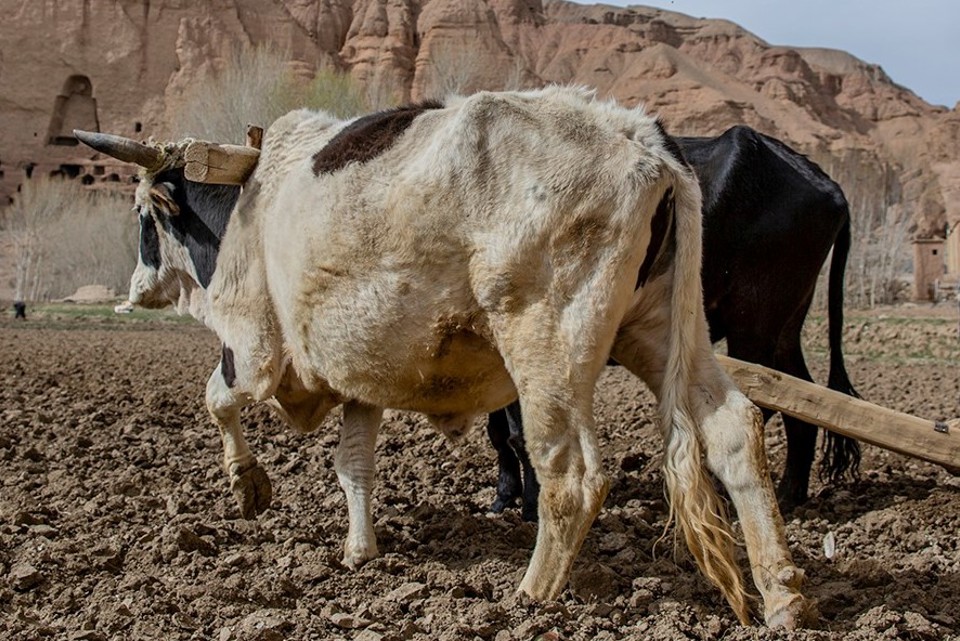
xmin=161 ymin=173 xmax=240 ymax=327
xmin=177 ymin=280 xmax=214 ymax=326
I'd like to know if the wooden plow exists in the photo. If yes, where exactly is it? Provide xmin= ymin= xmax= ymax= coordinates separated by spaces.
xmin=717 ymin=354 xmax=960 ymax=473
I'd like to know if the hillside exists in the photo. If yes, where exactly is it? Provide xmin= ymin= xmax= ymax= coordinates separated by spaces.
xmin=0 ymin=0 xmax=956 ymax=283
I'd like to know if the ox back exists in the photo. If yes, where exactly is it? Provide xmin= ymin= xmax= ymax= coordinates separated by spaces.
xmin=489 ymin=125 xmax=860 ymax=518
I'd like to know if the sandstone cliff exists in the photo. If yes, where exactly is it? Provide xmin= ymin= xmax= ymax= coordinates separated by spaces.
xmin=1 ymin=0 xmax=956 ymax=237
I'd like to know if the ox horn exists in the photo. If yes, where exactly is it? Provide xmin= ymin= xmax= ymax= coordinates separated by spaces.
xmin=73 ymin=130 xmax=164 ymax=171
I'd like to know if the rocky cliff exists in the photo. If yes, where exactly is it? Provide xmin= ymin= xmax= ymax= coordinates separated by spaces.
xmin=1 ymin=0 xmax=956 ymax=236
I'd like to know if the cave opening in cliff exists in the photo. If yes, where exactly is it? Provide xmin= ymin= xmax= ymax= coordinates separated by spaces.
xmin=47 ymin=75 xmax=100 ymax=146
xmin=56 ymin=164 xmax=82 ymax=179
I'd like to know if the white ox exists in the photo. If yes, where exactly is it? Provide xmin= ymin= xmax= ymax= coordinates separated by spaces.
xmin=76 ymin=87 xmax=806 ymax=627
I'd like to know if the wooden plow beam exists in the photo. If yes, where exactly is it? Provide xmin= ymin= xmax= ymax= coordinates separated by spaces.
xmin=717 ymin=354 xmax=960 ymax=472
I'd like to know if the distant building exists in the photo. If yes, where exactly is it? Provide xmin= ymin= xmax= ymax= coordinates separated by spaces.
xmin=913 ymin=238 xmax=945 ymax=301
xmin=913 ymin=229 xmax=959 ymax=301
xmin=947 ymin=224 xmax=960 ymax=276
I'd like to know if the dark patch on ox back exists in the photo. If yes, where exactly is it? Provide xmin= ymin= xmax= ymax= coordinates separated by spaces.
xmin=653 ymin=118 xmax=688 ymax=167
xmin=636 ymin=187 xmax=676 ymax=289
xmin=632 ymin=119 xmax=684 ymax=290
xmin=221 ymin=344 xmax=237 ymax=388
xmin=312 ymin=101 xmax=444 ymax=176
xmin=152 ymin=168 xmax=241 ymax=287
xmin=139 ymin=213 xmax=162 ymax=269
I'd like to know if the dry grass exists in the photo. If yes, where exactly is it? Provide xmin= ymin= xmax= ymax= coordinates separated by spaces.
xmin=170 ymin=46 xmax=389 ymax=143
xmin=1 ymin=176 xmax=136 ymax=301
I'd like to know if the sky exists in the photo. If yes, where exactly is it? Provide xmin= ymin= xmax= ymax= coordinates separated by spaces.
xmin=571 ymin=0 xmax=959 ymax=108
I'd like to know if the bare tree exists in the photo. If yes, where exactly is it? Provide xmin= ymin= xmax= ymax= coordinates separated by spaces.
xmin=502 ymin=54 xmax=532 ymax=92
xmin=811 ymin=149 xmax=909 ymax=309
xmin=425 ymin=43 xmax=484 ymax=99
xmin=362 ymin=65 xmax=405 ymax=112
xmin=2 ymin=177 xmax=135 ymax=301
xmin=302 ymin=68 xmax=370 ymax=119
xmin=171 ymin=45 xmax=298 ymax=143
xmin=5 ymin=177 xmax=71 ymax=301
xmin=171 ymin=46 xmax=375 ymax=142
xmin=40 ymin=188 xmax=138 ymax=299
xmin=424 ymin=41 xmax=534 ymax=101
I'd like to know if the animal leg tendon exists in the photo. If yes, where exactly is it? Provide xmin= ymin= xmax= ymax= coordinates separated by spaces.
xmin=336 ymin=401 xmax=383 ymax=569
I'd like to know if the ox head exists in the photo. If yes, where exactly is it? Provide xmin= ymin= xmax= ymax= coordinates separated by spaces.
xmin=74 ymin=130 xmax=241 ymax=311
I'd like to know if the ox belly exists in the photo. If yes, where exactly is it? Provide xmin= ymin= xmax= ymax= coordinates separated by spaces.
xmin=281 ymin=282 xmax=518 ymax=437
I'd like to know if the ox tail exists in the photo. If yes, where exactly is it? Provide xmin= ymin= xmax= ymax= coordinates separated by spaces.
xmin=821 ymin=213 xmax=862 ymax=483
xmin=657 ymin=159 xmax=751 ymax=624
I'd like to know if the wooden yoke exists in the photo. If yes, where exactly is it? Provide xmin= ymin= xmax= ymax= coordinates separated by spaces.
xmin=717 ymin=354 xmax=960 ymax=473
xmin=184 ymin=138 xmax=261 ymax=185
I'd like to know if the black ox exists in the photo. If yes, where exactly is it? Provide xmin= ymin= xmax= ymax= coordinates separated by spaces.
xmin=489 ymin=125 xmax=860 ymax=518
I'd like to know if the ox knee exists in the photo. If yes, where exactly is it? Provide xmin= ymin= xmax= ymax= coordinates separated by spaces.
xmin=519 ymin=424 xmax=609 ymax=600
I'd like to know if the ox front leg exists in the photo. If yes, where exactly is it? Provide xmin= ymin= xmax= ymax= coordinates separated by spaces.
xmin=336 ymin=401 xmax=383 ymax=569
xmin=206 ymin=362 xmax=272 ymax=519
xmin=688 ymin=351 xmax=811 ymax=628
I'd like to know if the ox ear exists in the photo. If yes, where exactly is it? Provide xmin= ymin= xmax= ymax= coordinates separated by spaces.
xmin=148 ymin=182 xmax=181 ymax=217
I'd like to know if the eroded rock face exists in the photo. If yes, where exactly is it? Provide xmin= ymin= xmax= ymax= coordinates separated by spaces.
xmin=1 ymin=0 xmax=956 ymax=239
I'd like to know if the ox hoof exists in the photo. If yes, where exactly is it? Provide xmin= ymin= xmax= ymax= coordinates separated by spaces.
xmin=229 ymin=461 xmax=273 ymax=519
xmin=765 ymin=595 xmax=814 ymax=630
xmin=490 ymin=495 xmax=517 ymax=514
xmin=520 ymin=503 xmax=538 ymax=523
xmin=341 ymin=545 xmax=378 ymax=571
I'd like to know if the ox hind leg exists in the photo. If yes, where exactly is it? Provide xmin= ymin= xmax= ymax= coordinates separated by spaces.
xmin=775 ymin=306 xmax=860 ymax=507
xmin=487 ymin=408 xmax=523 ymax=513
xmin=724 ymin=327 xmax=816 ymax=510
xmin=336 ymin=401 xmax=383 ymax=569
xmin=771 ymin=319 xmax=820 ymax=510
xmin=488 ymin=402 xmax=539 ymax=521
xmin=612 ymin=277 xmax=807 ymax=628
xmin=492 ymin=306 xmax=615 ymax=601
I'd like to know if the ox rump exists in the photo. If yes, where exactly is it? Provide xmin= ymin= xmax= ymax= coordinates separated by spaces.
xmin=75 ymin=86 xmax=808 ymax=627
xmin=488 ymin=124 xmax=863 ymax=517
